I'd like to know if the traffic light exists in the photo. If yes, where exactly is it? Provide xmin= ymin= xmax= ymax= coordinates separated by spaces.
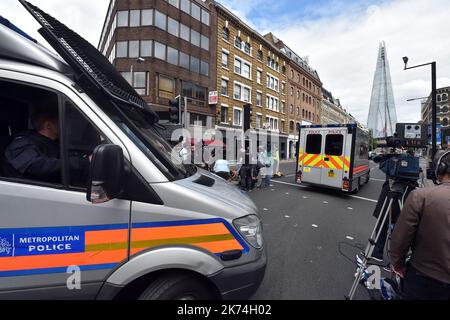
xmin=169 ymin=97 xmax=181 ymax=124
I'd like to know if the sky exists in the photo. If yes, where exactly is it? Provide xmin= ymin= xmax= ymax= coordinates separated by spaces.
xmin=2 ymin=0 xmax=449 ymax=124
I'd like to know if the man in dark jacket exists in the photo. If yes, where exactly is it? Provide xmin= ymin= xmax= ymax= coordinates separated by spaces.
xmin=3 ymin=105 xmax=89 ymax=184
xmin=390 ymin=150 xmax=450 ymax=300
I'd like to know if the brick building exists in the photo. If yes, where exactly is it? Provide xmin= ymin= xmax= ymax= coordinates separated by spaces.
xmin=264 ymin=33 xmax=322 ymax=158
xmin=98 ymin=0 xmax=217 ymax=133
xmin=214 ymin=3 xmax=289 ymax=159
xmin=422 ymin=86 xmax=450 ymax=145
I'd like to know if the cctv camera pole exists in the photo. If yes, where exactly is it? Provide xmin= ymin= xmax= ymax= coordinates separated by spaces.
xmin=403 ymin=58 xmax=437 ymax=159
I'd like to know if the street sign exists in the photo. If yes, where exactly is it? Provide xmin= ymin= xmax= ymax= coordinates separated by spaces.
xmin=429 ymin=124 xmax=442 ymax=145
xmin=209 ymin=91 xmax=218 ymax=105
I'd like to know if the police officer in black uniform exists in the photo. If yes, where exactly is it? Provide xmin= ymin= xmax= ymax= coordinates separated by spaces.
xmin=3 ymin=105 xmax=90 ymax=184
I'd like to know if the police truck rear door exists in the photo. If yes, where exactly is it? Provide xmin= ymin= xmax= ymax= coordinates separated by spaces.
xmin=321 ymin=129 xmax=348 ymax=189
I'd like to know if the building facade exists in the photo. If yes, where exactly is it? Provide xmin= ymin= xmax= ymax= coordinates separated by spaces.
xmin=264 ymin=33 xmax=322 ymax=159
xmin=321 ymin=88 xmax=356 ymax=126
xmin=98 ymin=0 xmax=217 ymax=134
xmin=422 ymin=86 xmax=450 ymax=145
xmin=214 ymin=3 xmax=290 ymax=159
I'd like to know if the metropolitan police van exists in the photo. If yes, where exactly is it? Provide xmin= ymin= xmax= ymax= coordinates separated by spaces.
xmin=296 ymin=124 xmax=370 ymax=193
xmin=0 ymin=1 xmax=266 ymax=299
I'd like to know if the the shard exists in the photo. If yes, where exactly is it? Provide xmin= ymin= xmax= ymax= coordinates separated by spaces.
xmin=367 ymin=42 xmax=398 ymax=138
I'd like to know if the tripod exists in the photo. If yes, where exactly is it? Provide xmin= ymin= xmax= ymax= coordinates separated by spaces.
xmin=346 ymin=181 xmax=410 ymax=300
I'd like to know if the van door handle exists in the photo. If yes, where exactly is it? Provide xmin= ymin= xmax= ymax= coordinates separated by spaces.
xmin=324 ymin=157 xmax=330 ymax=162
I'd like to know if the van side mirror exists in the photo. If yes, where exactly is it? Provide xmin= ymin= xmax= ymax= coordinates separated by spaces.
xmin=87 ymin=144 xmax=124 ymax=204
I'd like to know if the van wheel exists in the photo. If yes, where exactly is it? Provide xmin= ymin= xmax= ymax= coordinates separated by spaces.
xmin=365 ymin=173 xmax=370 ymax=184
xmin=138 ymin=273 xmax=213 ymax=300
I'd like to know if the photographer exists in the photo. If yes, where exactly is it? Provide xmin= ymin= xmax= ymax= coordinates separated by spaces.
xmin=390 ymin=150 xmax=450 ymax=300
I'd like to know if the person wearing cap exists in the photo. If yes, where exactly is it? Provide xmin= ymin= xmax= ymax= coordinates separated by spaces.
xmin=390 ymin=149 xmax=450 ymax=300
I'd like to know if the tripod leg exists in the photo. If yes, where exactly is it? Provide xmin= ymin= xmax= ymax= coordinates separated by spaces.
xmin=347 ymin=197 xmax=395 ymax=300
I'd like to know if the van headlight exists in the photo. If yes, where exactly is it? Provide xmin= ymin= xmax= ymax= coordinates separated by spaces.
xmin=233 ymin=215 xmax=263 ymax=249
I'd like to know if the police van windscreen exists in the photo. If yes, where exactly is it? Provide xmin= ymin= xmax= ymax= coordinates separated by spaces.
xmin=325 ymin=134 xmax=344 ymax=156
xmin=306 ymin=134 xmax=322 ymax=155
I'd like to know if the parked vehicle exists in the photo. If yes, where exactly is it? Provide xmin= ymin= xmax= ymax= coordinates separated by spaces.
xmin=296 ymin=124 xmax=370 ymax=193
xmin=0 ymin=1 xmax=265 ymax=300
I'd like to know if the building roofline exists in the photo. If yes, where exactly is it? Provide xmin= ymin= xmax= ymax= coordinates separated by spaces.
xmin=214 ymin=3 xmax=283 ymax=57
xmin=98 ymin=0 xmax=115 ymax=50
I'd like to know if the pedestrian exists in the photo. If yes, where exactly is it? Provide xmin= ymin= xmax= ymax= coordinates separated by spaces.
xmin=257 ymin=146 xmax=266 ymax=189
xmin=213 ymin=158 xmax=231 ymax=181
xmin=273 ymin=144 xmax=280 ymax=177
xmin=389 ymin=150 xmax=450 ymax=300
xmin=263 ymin=149 xmax=273 ymax=188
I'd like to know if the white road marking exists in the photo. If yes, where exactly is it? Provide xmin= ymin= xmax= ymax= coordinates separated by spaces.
xmin=346 ymin=236 xmax=355 ymax=241
xmin=285 ymin=215 xmax=291 ymax=219
xmin=263 ymin=208 xmax=269 ymax=211
xmin=323 ymin=201 xmax=329 ymax=204
xmin=370 ymin=178 xmax=386 ymax=182
xmin=312 ymin=224 xmax=319 ymax=228
xmin=347 ymin=207 xmax=354 ymax=210
xmin=271 ymin=180 xmax=378 ymax=203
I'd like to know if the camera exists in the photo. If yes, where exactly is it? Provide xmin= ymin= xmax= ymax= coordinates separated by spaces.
xmin=374 ymin=123 xmax=427 ymax=183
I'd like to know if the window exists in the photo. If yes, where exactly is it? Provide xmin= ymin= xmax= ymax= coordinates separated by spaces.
xmin=191 ymin=29 xmax=200 ymax=47
xmin=290 ymin=105 xmax=293 ymax=114
xmin=266 ymin=74 xmax=279 ymax=91
xmin=158 ymin=75 xmax=175 ymax=99
xmin=297 ymin=90 xmax=300 ymax=99
xmin=256 ymin=114 xmax=262 ymax=129
xmin=154 ymin=42 xmax=166 ymax=60
xmin=243 ymin=63 xmax=251 ymax=79
xmin=234 ymin=83 xmax=241 ymax=100
xmin=179 ymin=51 xmax=190 ymax=69
xmin=235 ymin=37 xmax=242 ymax=49
xmin=221 ymin=51 xmax=228 ymax=68
xmin=443 ymin=118 xmax=449 ymax=127
xmin=442 ymin=106 xmax=449 ymax=113
xmin=256 ymin=92 xmax=262 ymax=106
xmin=257 ymin=70 xmax=262 ymax=84
xmin=64 ymin=102 xmax=105 ymax=188
xmin=233 ymin=108 xmax=242 ymax=126
xmin=306 ymin=134 xmax=322 ymax=155
xmin=130 ymin=10 xmax=141 ymax=27
xmin=201 ymin=35 xmax=209 ymax=51
xmin=0 ymin=82 xmax=62 ymax=185
xmin=281 ymin=102 xmax=285 ymax=113
xmin=180 ymin=0 xmax=190 ymax=14
xmin=167 ymin=46 xmax=179 ymax=65
xmin=182 ymin=82 xmax=206 ymax=106
xmin=117 ymin=11 xmax=129 ymax=27
xmin=296 ymin=107 xmax=300 ymax=116
xmin=244 ymin=42 xmax=251 ymax=55
xmin=191 ymin=3 xmax=201 ymax=21
xmin=290 ymin=121 xmax=295 ymax=133
xmin=129 ymin=40 xmax=139 ymax=58
xmin=201 ymin=9 xmax=210 ymax=26
xmin=155 ymin=10 xmax=167 ymax=30
xmin=168 ymin=0 xmax=179 ymax=8
xmin=234 ymin=58 xmax=241 ymax=74
xmin=243 ymin=87 xmax=251 ymax=103
xmin=180 ymin=23 xmax=190 ymax=41
xmin=221 ymin=79 xmax=228 ymax=96
xmin=140 ymin=40 xmax=152 ymax=57
xmin=443 ymin=94 xmax=448 ymax=101
xmin=257 ymin=50 xmax=263 ymax=61
xmin=200 ymin=61 xmax=209 ymax=76
xmin=282 ymin=82 xmax=285 ymax=94
xmin=222 ymin=27 xmax=230 ymax=41
xmin=220 ymin=106 xmax=228 ymax=124
xmin=302 ymin=109 xmax=305 ymax=118
xmin=190 ymin=113 xmax=207 ymax=127
xmin=190 ymin=56 xmax=200 ymax=73
xmin=168 ymin=17 xmax=179 ymax=37
xmin=133 ymin=72 xmax=147 ymax=95
xmin=116 ymin=41 xmax=128 ymax=58
xmin=325 ymin=134 xmax=343 ymax=156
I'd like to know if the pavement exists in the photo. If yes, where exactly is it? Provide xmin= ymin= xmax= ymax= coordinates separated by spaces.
xmin=246 ymin=161 xmax=391 ymax=300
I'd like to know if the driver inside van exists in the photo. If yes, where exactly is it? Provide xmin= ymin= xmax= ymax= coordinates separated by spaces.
xmin=2 ymin=105 xmax=90 ymax=184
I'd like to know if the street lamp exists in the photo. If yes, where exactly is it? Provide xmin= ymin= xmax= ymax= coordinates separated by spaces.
xmin=403 ymin=57 xmax=437 ymax=159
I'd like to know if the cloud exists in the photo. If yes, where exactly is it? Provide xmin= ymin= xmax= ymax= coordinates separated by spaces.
xmin=1 ymin=0 xmax=110 ymax=47
xmin=219 ymin=0 xmax=450 ymax=124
